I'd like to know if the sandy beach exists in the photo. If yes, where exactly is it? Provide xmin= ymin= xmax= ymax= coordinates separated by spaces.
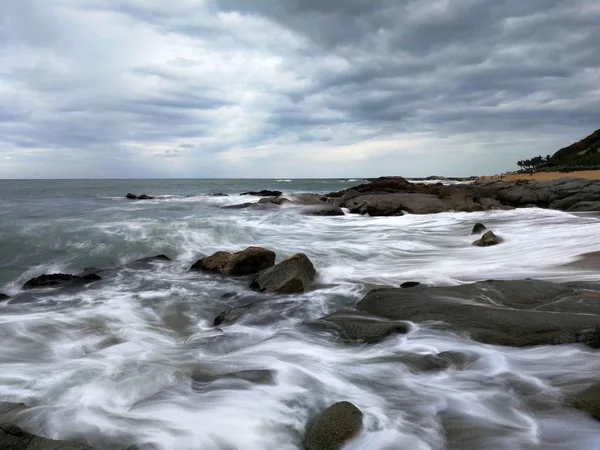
xmin=482 ymin=169 xmax=600 ymax=182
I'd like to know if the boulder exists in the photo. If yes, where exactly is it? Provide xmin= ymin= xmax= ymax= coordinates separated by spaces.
xmin=471 ymin=223 xmax=487 ymax=235
xmin=303 ymin=205 xmax=345 ymax=216
xmin=305 ymin=402 xmax=363 ymax=450
xmin=258 ymin=197 xmax=289 ymax=205
xmin=345 ymin=193 xmax=448 ymax=216
xmin=137 ymin=194 xmax=154 ymax=200
xmin=400 ymin=281 xmax=420 ymax=288
xmin=125 ymin=193 xmax=137 ymax=200
xmin=570 ymin=382 xmax=600 ymax=420
xmin=357 ymin=279 xmax=600 ymax=348
xmin=0 ymin=293 xmax=9 ymax=300
xmin=250 ymin=253 xmax=316 ymax=294
xmin=241 ymin=190 xmax=282 ymax=197
xmin=472 ymin=230 xmax=501 ymax=247
xmin=311 ymin=311 xmax=409 ymax=344
xmin=23 ymin=274 xmax=80 ymax=290
xmin=0 ymin=423 xmax=96 ymax=450
xmin=191 ymin=247 xmax=276 ymax=276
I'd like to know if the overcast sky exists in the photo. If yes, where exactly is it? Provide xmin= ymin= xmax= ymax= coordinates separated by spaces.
xmin=1 ymin=0 xmax=599 ymax=178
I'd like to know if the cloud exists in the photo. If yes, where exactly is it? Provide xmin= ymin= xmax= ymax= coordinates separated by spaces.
xmin=0 ymin=0 xmax=598 ymax=178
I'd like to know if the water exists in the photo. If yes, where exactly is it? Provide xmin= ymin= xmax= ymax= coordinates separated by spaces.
xmin=1 ymin=179 xmax=600 ymax=449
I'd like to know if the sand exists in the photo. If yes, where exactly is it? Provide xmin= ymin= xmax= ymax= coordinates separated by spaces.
xmin=481 ymin=170 xmax=600 ymax=182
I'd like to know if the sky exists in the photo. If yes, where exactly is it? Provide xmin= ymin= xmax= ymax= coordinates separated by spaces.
xmin=1 ymin=0 xmax=599 ymax=178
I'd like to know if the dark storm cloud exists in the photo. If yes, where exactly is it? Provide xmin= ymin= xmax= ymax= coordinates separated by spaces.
xmin=1 ymin=0 xmax=599 ymax=178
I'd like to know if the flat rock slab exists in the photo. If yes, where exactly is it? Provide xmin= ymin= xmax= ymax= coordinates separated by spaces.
xmin=310 ymin=311 xmax=410 ymax=344
xmin=357 ymin=280 xmax=600 ymax=347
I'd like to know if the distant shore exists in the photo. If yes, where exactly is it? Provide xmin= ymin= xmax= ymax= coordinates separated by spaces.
xmin=480 ymin=170 xmax=600 ymax=182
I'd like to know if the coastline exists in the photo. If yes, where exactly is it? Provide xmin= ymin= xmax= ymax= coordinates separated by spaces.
xmin=480 ymin=169 xmax=600 ymax=182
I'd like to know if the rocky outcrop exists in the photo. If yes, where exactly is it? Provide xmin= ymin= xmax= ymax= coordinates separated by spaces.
xmin=0 ymin=423 xmax=96 ymax=450
xmin=570 ymin=382 xmax=600 ymax=420
xmin=250 ymin=253 xmax=316 ymax=294
xmin=310 ymin=311 xmax=409 ymax=344
xmin=472 ymin=231 xmax=501 ymax=247
xmin=125 ymin=193 xmax=154 ymax=200
xmin=22 ymin=273 xmax=101 ymax=290
xmin=241 ymin=190 xmax=282 ymax=197
xmin=357 ymin=279 xmax=600 ymax=347
xmin=305 ymin=402 xmax=363 ymax=450
xmin=471 ymin=223 xmax=487 ymax=234
xmin=191 ymin=247 xmax=276 ymax=276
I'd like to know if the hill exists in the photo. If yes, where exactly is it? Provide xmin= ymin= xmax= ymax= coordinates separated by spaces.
xmin=551 ymin=128 xmax=600 ymax=166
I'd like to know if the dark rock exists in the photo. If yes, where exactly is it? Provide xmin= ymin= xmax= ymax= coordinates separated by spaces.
xmin=0 ymin=423 xmax=96 ymax=450
xmin=0 ymin=293 xmax=9 ymax=300
xmin=357 ymin=279 xmax=600 ymax=348
xmin=570 ymin=382 xmax=600 ymax=420
xmin=258 ymin=197 xmax=289 ymax=205
xmin=213 ymin=301 xmax=297 ymax=327
xmin=241 ymin=190 xmax=282 ymax=197
xmin=311 ymin=311 xmax=410 ymax=344
xmin=222 ymin=202 xmax=279 ymax=210
xmin=471 ymin=223 xmax=487 ymax=234
xmin=250 ymin=253 xmax=316 ymax=294
xmin=125 ymin=193 xmax=137 ymax=200
xmin=305 ymin=401 xmax=363 ymax=450
xmin=0 ymin=403 xmax=25 ymax=419
xmin=23 ymin=274 xmax=79 ymax=290
xmin=137 ymin=194 xmax=154 ymax=200
xmin=211 ymin=193 xmax=228 ymax=197
xmin=400 ymin=281 xmax=420 ymax=288
xmin=472 ymin=230 xmax=501 ymax=247
xmin=70 ymin=273 xmax=102 ymax=285
xmin=130 ymin=254 xmax=172 ymax=266
xmin=191 ymin=247 xmax=276 ymax=276
xmin=191 ymin=369 xmax=276 ymax=388
xmin=302 ymin=205 xmax=345 ymax=216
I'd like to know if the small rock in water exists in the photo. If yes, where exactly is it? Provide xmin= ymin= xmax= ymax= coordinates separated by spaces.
xmin=305 ymin=401 xmax=363 ymax=450
xmin=0 ymin=293 xmax=9 ymax=300
xmin=211 ymin=193 xmax=228 ymax=197
xmin=570 ymin=382 xmax=600 ymax=420
xmin=311 ymin=311 xmax=410 ymax=344
xmin=191 ymin=247 xmax=276 ymax=276
xmin=137 ymin=194 xmax=154 ymax=200
xmin=400 ymin=281 xmax=420 ymax=288
xmin=241 ymin=190 xmax=282 ymax=197
xmin=125 ymin=193 xmax=137 ymax=200
xmin=250 ymin=253 xmax=316 ymax=294
xmin=472 ymin=230 xmax=501 ymax=247
xmin=471 ymin=222 xmax=487 ymax=234
xmin=23 ymin=274 xmax=80 ymax=290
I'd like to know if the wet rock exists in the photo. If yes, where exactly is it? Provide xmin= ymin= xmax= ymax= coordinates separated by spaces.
xmin=23 ymin=274 xmax=80 ymax=290
xmin=570 ymin=382 xmax=600 ymax=420
xmin=190 ymin=369 xmax=276 ymax=389
xmin=258 ymin=197 xmax=289 ymax=205
xmin=250 ymin=253 xmax=316 ymax=294
xmin=472 ymin=231 xmax=501 ymax=247
xmin=70 ymin=273 xmax=102 ymax=285
xmin=222 ymin=202 xmax=279 ymax=210
xmin=241 ymin=190 xmax=282 ymax=197
xmin=346 ymin=193 xmax=449 ymax=215
xmin=357 ymin=279 xmax=600 ymax=348
xmin=0 ymin=403 xmax=25 ymax=419
xmin=400 ymin=281 xmax=420 ymax=288
xmin=471 ymin=223 xmax=487 ymax=234
xmin=191 ymin=247 xmax=276 ymax=276
xmin=437 ymin=351 xmax=470 ymax=369
xmin=0 ymin=293 xmax=9 ymax=300
xmin=211 ymin=193 xmax=228 ymax=197
xmin=125 ymin=193 xmax=137 ymax=200
xmin=0 ymin=423 xmax=96 ymax=450
xmin=302 ymin=205 xmax=345 ymax=216
xmin=311 ymin=311 xmax=409 ymax=344
xmin=213 ymin=301 xmax=297 ymax=326
xmin=137 ymin=194 xmax=154 ymax=200
xmin=305 ymin=401 xmax=363 ymax=450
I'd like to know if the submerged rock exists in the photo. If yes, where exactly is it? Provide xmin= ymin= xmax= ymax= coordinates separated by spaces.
xmin=400 ymin=281 xmax=420 ymax=288
xmin=213 ymin=301 xmax=297 ymax=327
xmin=357 ymin=279 xmax=600 ymax=347
xmin=570 ymin=382 xmax=600 ymax=420
xmin=211 ymin=193 xmax=228 ymax=197
xmin=0 ymin=423 xmax=96 ymax=450
xmin=241 ymin=190 xmax=282 ymax=197
xmin=250 ymin=253 xmax=316 ymax=294
xmin=125 ymin=193 xmax=137 ymax=200
xmin=23 ymin=274 xmax=80 ymax=290
xmin=302 ymin=205 xmax=345 ymax=216
xmin=471 ymin=223 xmax=487 ymax=234
xmin=191 ymin=247 xmax=276 ymax=276
xmin=0 ymin=293 xmax=9 ymax=300
xmin=472 ymin=230 xmax=501 ymax=247
xmin=305 ymin=401 xmax=363 ymax=450
xmin=311 ymin=311 xmax=410 ymax=344
xmin=137 ymin=194 xmax=154 ymax=200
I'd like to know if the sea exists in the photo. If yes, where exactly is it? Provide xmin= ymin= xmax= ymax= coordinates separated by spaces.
xmin=1 ymin=178 xmax=600 ymax=449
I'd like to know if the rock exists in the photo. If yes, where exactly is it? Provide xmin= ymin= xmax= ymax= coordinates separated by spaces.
xmin=570 ymin=382 xmax=600 ymax=420
xmin=70 ymin=273 xmax=102 ymax=286
xmin=305 ymin=401 xmax=363 ymax=450
xmin=0 ymin=423 xmax=96 ymax=450
xmin=222 ymin=202 xmax=279 ymax=210
xmin=241 ymin=190 xmax=282 ymax=197
xmin=0 ymin=293 xmax=9 ymax=300
xmin=137 ymin=194 xmax=154 ymax=200
xmin=191 ymin=247 xmax=276 ymax=276
xmin=250 ymin=253 xmax=316 ymax=294
xmin=0 ymin=403 xmax=25 ymax=418
xmin=400 ymin=281 xmax=420 ymax=288
xmin=472 ymin=230 xmax=501 ymax=247
xmin=258 ymin=197 xmax=289 ymax=205
xmin=214 ymin=300 xmax=297 ymax=326
xmin=23 ymin=274 xmax=79 ymax=290
xmin=471 ymin=223 xmax=487 ymax=234
xmin=345 ymin=193 xmax=449 ymax=215
xmin=311 ymin=311 xmax=410 ymax=344
xmin=357 ymin=279 xmax=600 ymax=348
xmin=302 ymin=205 xmax=345 ymax=216
xmin=125 ymin=193 xmax=137 ymax=200
xmin=212 ymin=193 xmax=228 ymax=197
